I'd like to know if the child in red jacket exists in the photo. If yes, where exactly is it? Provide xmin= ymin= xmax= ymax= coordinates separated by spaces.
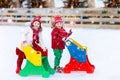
xmin=51 ymin=15 xmax=72 ymax=73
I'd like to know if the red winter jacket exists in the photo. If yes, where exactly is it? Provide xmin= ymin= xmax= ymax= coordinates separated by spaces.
xmin=51 ymin=27 xmax=68 ymax=50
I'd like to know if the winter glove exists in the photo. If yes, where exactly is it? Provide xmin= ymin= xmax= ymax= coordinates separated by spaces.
xmin=68 ymin=29 xmax=72 ymax=37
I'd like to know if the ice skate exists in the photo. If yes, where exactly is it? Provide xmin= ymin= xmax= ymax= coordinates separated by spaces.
xmin=54 ymin=66 xmax=63 ymax=73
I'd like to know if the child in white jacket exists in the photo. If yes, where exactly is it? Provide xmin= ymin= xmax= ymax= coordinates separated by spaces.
xmin=15 ymin=16 xmax=54 ymax=74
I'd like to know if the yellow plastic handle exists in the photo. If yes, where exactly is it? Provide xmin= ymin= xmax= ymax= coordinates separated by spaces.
xmin=21 ymin=43 xmax=42 ymax=66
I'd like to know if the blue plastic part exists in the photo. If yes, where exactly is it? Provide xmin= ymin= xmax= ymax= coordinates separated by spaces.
xmin=65 ymin=39 xmax=86 ymax=62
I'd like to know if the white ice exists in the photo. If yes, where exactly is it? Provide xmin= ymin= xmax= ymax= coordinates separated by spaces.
xmin=0 ymin=25 xmax=120 ymax=80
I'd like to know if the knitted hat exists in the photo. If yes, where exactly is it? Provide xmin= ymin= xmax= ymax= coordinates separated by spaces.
xmin=54 ymin=15 xmax=63 ymax=24
xmin=31 ymin=16 xmax=41 ymax=25
xmin=30 ymin=16 xmax=42 ymax=31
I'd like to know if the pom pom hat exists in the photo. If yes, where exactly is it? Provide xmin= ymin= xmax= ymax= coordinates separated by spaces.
xmin=30 ymin=16 xmax=42 ymax=31
xmin=54 ymin=15 xmax=63 ymax=24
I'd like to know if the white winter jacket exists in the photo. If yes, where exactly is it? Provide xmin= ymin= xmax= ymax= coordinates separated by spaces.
xmin=18 ymin=27 xmax=45 ymax=50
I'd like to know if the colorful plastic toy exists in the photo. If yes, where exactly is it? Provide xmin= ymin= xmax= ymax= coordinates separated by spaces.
xmin=63 ymin=38 xmax=95 ymax=73
xmin=20 ymin=44 xmax=55 ymax=78
xmin=21 ymin=44 xmax=42 ymax=66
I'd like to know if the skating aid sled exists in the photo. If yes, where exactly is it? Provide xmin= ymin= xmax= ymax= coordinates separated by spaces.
xmin=19 ymin=44 xmax=55 ymax=78
xmin=62 ymin=38 xmax=95 ymax=73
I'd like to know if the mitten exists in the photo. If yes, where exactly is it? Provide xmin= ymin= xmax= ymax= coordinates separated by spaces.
xmin=68 ymin=29 xmax=72 ymax=37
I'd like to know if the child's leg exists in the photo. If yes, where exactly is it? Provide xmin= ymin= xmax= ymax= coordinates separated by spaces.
xmin=16 ymin=48 xmax=25 ymax=74
xmin=33 ymin=43 xmax=48 ymax=56
xmin=16 ymin=57 xmax=23 ymax=74
xmin=53 ymin=49 xmax=63 ymax=68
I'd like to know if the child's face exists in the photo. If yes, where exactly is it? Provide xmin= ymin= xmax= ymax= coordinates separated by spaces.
xmin=55 ymin=22 xmax=62 ymax=28
xmin=32 ymin=21 xmax=40 ymax=30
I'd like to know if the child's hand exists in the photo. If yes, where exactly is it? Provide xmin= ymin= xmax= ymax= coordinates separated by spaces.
xmin=43 ymin=47 xmax=47 ymax=51
xmin=68 ymin=29 xmax=72 ymax=36
xmin=22 ymin=40 xmax=27 ymax=47
xmin=62 ymin=37 xmax=67 ymax=41
xmin=69 ymin=29 xmax=72 ymax=34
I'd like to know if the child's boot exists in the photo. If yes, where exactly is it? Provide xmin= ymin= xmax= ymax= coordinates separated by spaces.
xmin=54 ymin=66 xmax=63 ymax=73
xmin=16 ymin=58 xmax=23 ymax=74
xmin=16 ymin=67 xmax=21 ymax=74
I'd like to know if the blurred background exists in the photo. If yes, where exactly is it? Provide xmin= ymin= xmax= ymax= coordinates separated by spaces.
xmin=0 ymin=0 xmax=120 ymax=29
xmin=0 ymin=0 xmax=119 ymax=8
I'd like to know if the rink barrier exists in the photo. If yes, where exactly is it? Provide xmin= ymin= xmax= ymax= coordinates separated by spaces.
xmin=0 ymin=8 xmax=120 ymax=29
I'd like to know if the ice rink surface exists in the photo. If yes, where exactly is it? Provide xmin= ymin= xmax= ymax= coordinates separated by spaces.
xmin=0 ymin=25 xmax=120 ymax=80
